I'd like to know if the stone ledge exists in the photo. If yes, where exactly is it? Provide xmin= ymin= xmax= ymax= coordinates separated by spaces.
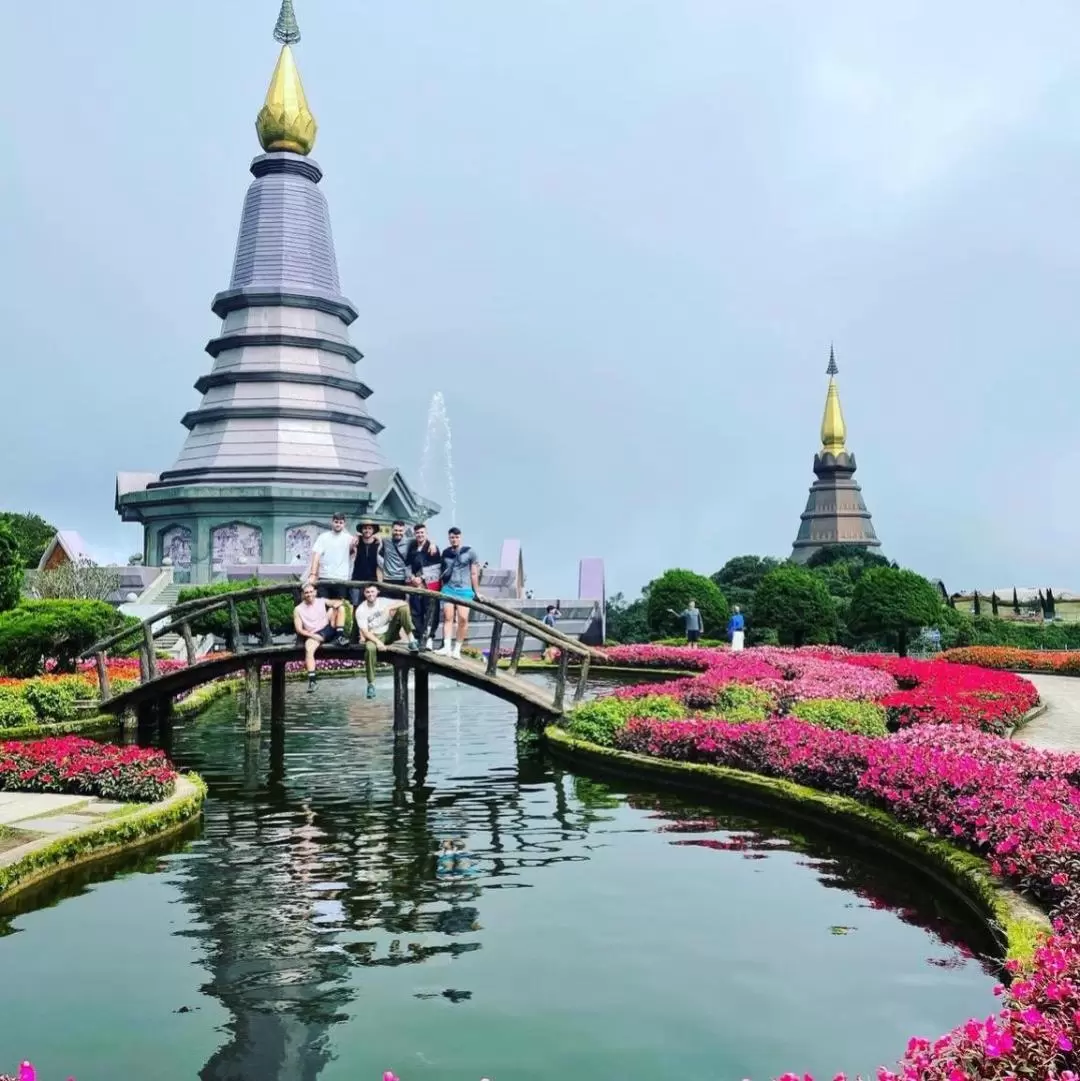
xmin=544 ymin=725 xmax=1049 ymax=965
xmin=0 ymin=774 xmax=206 ymax=904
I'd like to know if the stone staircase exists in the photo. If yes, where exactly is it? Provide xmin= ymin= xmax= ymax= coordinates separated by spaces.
xmin=151 ymin=583 xmax=184 ymax=654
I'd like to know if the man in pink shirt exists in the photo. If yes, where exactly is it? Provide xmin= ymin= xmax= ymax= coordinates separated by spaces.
xmin=293 ymin=582 xmax=338 ymax=693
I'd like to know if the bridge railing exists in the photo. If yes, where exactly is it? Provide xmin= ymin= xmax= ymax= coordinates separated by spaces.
xmin=82 ymin=581 xmax=601 ymax=714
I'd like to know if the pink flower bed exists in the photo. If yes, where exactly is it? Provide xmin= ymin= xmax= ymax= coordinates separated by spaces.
xmin=598 ymin=645 xmax=1035 ymax=734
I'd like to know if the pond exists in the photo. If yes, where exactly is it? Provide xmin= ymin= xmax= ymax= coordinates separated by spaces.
xmin=0 ymin=673 xmax=999 ymax=1081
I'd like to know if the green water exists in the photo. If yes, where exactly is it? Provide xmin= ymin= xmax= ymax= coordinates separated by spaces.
xmin=0 ymin=674 xmax=998 ymax=1080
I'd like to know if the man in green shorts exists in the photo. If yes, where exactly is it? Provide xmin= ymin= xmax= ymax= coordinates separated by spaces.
xmin=354 ymin=583 xmax=420 ymax=698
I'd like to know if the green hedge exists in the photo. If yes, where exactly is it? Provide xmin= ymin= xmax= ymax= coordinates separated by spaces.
xmin=562 ymin=694 xmax=687 ymax=747
xmin=177 ymin=579 xmax=301 ymax=638
xmin=0 ymin=600 xmax=136 ymax=677
xmin=789 ymin=697 xmax=888 ymax=737
xmin=0 ymin=690 xmax=36 ymax=729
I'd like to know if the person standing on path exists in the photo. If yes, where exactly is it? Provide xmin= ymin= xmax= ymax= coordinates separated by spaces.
xmin=669 ymin=599 xmax=703 ymax=645
xmin=407 ymin=522 xmax=443 ymax=650
xmin=438 ymin=527 xmax=481 ymax=659
xmin=293 ymin=583 xmax=339 ymax=693
xmin=349 ymin=520 xmax=384 ymax=642
xmin=354 ymin=583 xmax=420 ymax=698
xmin=542 ymin=604 xmax=560 ymax=629
xmin=728 ymin=606 xmax=745 ymax=652
xmin=306 ymin=513 xmax=352 ymax=647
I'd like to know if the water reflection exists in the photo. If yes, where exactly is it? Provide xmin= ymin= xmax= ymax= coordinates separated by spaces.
xmin=0 ymin=675 xmax=998 ymax=1081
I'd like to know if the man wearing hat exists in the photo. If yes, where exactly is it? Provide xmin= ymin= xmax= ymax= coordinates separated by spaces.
xmin=349 ymin=519 xmax=384 ymax=643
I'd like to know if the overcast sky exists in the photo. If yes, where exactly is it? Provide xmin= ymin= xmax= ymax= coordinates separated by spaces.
xmin=2 ymin=1 xmax=1078 ymax=597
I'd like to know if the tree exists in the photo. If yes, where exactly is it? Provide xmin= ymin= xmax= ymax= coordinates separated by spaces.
xmin=605 ymin=591 xmax=650 ymax=644
xmin=1013 ymin=587 xmax=1020 ymax=615
xmin=0 ymin=512 xmax=57 ymax=569
xmin=710 ymin=555 xmax=780 ymax=612
xmin=751 ymin=565 xmax=835 ymax=647
xmin=848 ymin=567 xmax=942 ymax=657
xmin=991 ymin=591 xmax=999 ymax=617
xmin=0 ymin=524 xmax=22 ymax=613
xmin=805 ymin=546 xmax=891 ymax=572
xmin=0 ymin=600 xmax=132 ymax=676
xmin=1047 ymin=587 xmax=1057 ymax=619
xmin=645 ymin=569 xmax=729 ymax=639
xmin=25 ymin=558 xmax=121 ymax=602
xmin=972 ymin=590 xmax=981 ymax=616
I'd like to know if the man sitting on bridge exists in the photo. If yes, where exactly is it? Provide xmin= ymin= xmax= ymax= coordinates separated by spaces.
xmin=355 ymin=583 xmax=420 ymax=699
xmin=294 ymin=582 xmax=340 ymax=693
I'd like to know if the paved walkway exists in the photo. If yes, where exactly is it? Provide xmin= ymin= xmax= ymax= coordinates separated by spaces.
xmin=0 ymin=793 xmax=130 ymax=855
xmin=1013 ymin=673 xmax=1080 ymax=752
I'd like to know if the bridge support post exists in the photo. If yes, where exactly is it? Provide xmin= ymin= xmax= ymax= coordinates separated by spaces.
xmin=244 ymin=661 xmax=262 ymax=733
xmin=413 ymin=667 xmax=429 ymax=737
xmin=270 ymin=662 xmax=286 ymax=726
xmin=393 ymin=662 xmax=409 ymax=735
xmin=121 ymin=707 xmax=138 ymax=736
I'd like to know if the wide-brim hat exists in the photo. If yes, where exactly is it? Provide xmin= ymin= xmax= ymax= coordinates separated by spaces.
xmin=356 ymin=518 xmax=379 ymax=531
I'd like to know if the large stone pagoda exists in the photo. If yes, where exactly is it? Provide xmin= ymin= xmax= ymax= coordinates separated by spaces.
xmin=117 ymin=1 xmax=434 ymax=583
xmin=789 ymin=348 xmax=882 ymax=563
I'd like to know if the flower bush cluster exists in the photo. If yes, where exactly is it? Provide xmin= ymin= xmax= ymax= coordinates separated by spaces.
xmin=945 ymin=646 xmax=1080 ymax=676
xmin=0 ymin=737 xmax=176 ymax=803
xmin=595 ymin=644 xmax=1035 ymax=734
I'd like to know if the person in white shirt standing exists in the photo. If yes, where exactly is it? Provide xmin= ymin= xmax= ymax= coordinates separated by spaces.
xmin=307 ymin=512 xmax=354 ymax=647
xmin=354 ymin=583 xmax=420 ymax=699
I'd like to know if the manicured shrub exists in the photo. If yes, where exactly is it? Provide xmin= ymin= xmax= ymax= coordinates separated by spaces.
xmin=944 ymin=646 xmax=1080 ymax=675
xmin=789 ymin=697 xmax=888 ymax=737
xmin=0 ymin=523 xmax=21 ymax=614
xmin=644 ymin=569 xmax=729 ymax=640
xmin=751 ymin=565 xmax=835 ymax=646
xmin=848 ymin=566 xmax=942 ymax=656
xmin=688 ymin=681 xmax=775 ymax=722
xmin=0 ymin=690 xmax=36 ymax=730
xmin=562 ymin=694 xmax=685 ymax=746
xmin=0 ymin=737 xmax=176 ymax=803
xmin=177 ymin=579 xmax=298 ymax=640
xmin=0 ymin=600 xmax=134 ymax=676
xmin=20 ymin=679 xmax=79 ymax=721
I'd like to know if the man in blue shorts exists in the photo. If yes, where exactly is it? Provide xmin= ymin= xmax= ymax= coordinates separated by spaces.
xmin=437 ymin=527 xmax=481 ymax=659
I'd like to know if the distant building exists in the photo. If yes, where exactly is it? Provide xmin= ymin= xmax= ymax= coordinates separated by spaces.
xmin=790 ymin=348 xmax=882 ymax=564
xmin=115 ymin=7 xmax=435 ymax=583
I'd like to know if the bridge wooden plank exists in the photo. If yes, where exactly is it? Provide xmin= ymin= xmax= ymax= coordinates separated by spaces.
xmin=98 ymin=644 xmax=564 ymax=719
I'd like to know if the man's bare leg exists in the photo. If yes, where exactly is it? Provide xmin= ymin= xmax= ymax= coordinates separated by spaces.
xmin=305 ymin=637 xmax=321 ymax=692
xmin=439 ymin=605 xmax=456 ymax=656
xmin=453 ymin=609 xmax=468 ymax=659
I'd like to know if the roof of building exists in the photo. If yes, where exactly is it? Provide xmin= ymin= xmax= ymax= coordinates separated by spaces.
xmin=36 ymin=530 xmax=92 ymax=571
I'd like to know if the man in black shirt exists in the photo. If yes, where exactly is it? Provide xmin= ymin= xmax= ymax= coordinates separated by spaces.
xmin=406 ymin=522 xmax=442 ymax=650
xmin=350 ymin=520 xmax=383 ymax=643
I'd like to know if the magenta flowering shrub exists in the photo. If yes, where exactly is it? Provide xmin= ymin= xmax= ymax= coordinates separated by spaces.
xmin=598 ymin=644 xmax=1035 ymax=734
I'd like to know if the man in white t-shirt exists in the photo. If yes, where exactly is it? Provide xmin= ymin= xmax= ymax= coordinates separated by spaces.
xmin=307 ymin=512 xmax=354 ymax=647
xmin=354 ymin=583 xmax=419 ymax=699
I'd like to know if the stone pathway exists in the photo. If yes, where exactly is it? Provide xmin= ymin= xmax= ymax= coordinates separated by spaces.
xmin=1013 ymin=673 xmax=1080 ymax=752
xmin=0 ymin=794 xmax=130 ymax=856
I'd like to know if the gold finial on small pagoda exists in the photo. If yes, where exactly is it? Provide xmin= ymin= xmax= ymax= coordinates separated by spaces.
xmin=820 ymin=345 xmax=847 ymax=453
xmin=256 ymin=0 xmax=317 ymax=156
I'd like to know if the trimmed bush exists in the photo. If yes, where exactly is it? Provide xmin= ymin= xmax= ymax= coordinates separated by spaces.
xmin=177 ymin=579 xmax=299 ymax=640
xmin=562 ymin=694 xmax=686 ymax=747
xmin=20 ymin=679 xmax=80 ymax=721
xmin=789 ymin=697 xmax=888 ymax=737
xmin=0 ymin=690 xmax=36 ymax=730
xmin=0 ymin=600 xmax=134 ymax=676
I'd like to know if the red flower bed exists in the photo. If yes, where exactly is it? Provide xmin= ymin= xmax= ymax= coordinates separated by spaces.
xmin=945 ymin=646 xmax=1080 ymax=676
xmin=0 ymin=737 xmax=177 ymax=803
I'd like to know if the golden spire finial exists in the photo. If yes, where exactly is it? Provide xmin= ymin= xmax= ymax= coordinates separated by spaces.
xmin=256 ymin=1 xmax=317 ymax=156
xmin=820 ymin=345 xmax=847 ymax=453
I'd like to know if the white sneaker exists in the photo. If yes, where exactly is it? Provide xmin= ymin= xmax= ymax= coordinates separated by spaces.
xmin=451 ymin=642 xmax=463 ymax=659
xmin=437 ymin=642 xmax=453 ymax=656
xmin=425 ymin=637 xmax=434 ymax=651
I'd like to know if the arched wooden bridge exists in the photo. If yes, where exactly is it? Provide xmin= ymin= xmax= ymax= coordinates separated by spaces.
xmin=82 ymin=582 xmax=601 ymax=734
